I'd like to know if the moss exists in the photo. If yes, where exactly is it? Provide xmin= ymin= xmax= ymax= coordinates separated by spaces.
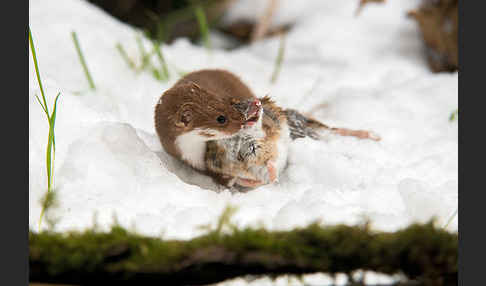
xmin=30 ymin=219 xmax=457 ymax=285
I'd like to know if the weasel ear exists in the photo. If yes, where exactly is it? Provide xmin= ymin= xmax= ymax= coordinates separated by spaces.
xmin=176 ymin=109 xmax=192 ymax=128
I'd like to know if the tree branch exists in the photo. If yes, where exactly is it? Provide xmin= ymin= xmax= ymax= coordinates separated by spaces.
xmin=30 ymin=221 xmax=457 ymax=285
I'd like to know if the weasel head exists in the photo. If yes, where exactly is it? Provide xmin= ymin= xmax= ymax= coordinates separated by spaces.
xmin=158 ymin=81 xmax=262 ymax=140
xmin=155 ymin=79 xmax=264 ymax=169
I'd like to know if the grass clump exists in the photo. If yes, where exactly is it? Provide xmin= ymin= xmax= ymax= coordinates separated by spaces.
xmin=116 ymin=33 xmax=172 ymax=82
xmin=71 ymin=31 xmax=96 ymax=90
xmin=29 ymin=27 xmax=61 ymax=231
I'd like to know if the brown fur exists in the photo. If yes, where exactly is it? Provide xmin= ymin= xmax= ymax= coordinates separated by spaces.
xmin=155 ymin=69 xmax=258 ymax=160
xmin=175 ymin=69 xmax=256 ymax=102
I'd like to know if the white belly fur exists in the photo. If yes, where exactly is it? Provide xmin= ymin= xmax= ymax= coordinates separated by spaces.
xmin=174 ymin=128 xmax=233 ymax=171
xmin=174 ymin=129 xmax=208 ymax=170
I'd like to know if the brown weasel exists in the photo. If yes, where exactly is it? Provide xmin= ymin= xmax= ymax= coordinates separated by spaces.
xmin=154 ymin=69 xmax=264 ymax=181
xmin=154 ymin=69 xmax=380 ymax=189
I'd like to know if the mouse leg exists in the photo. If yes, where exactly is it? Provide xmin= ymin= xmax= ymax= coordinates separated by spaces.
xmin=267 ymin=161 xmax=277 ymax=183
xmin=236 ymin=177 xmax=264 ymax=188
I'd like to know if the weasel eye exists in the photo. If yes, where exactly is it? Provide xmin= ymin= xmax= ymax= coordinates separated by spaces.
xmin=217 ymin=115 xmax=226 ymax=124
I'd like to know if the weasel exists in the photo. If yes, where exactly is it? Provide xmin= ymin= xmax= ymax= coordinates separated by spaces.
xmin=154 ymin=69 xmax=380 ymax=189
xmin=154 ymin=69 xmax=265 ymax=181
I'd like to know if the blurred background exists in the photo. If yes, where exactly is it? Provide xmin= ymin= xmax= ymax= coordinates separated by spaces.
xmin=85 ymin=0 xmax=457 ymax=72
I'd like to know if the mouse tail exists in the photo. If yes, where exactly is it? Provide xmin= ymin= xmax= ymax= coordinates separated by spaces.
xmin=284 ymin=109 xmax=381 ymax=141
xmin=284 ymin=109 xmax=327 ymax=140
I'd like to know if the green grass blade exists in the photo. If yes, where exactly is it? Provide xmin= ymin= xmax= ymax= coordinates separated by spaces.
xmin=449 ymin=109 xmax=458 ymax=121
xmin=46 ymin=124 xmax=54 ymax=190
xmin=38 ymin=207 xmax=46 ymax=231
xmin=136 ymin=34 xmax=150 ymax=70
xmin=116 ymin=43 xmax=137 ymax=70
xmin=443 ymin=209 xmax=458 ymax=229
xmin=39 ymin=93 xmax=60 ymax=231
xmin=49 ymin=93 xmax=60 ymax=186
xmin=194 ymin=4 xmax=211 ymax=51
xmin=50 ymin=93 xmax=61 ymax=148
xmin=271 ymin=33 xmax=286 ymax=84
xmin=34 ymin=94 xmax=49 ymax=119
xmin=29 ymin=27 xmax=49 ymax=115
xmin=40 ymin=110 xmax=55 ymax=229
xmin=71 ymin=31 xmax=96 ymax=90
xmin=152 ymin=68 xmax=162 ymax=81
xmin=152 ymin=40 xmax=170 ymax=81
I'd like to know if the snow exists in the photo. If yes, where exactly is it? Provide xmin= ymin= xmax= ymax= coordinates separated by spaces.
xmin=29 ymin=0 xmax=457 ymax=284
xmin=217 ymin=272 xmax=399 ymax=286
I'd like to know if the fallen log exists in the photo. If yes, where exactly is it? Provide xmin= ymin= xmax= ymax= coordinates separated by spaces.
xmin=30 ymin=220 xmax=457 ymax=285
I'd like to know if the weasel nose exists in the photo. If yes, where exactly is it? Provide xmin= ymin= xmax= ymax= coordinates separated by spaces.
xmin=247 ymin=99 xmax=261 ymax=116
